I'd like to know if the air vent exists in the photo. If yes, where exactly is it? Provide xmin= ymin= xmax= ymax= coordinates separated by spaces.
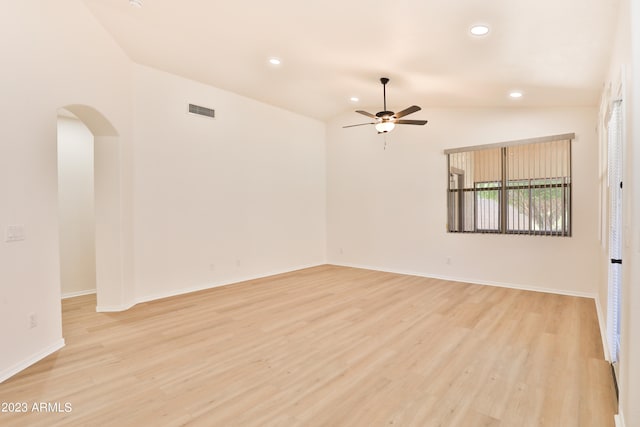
xmin=188 ymin=104 xmax=215 ymax=119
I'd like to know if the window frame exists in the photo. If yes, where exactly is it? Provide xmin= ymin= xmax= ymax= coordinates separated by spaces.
xmin=445 ymin=133 xmax=573 ymax=237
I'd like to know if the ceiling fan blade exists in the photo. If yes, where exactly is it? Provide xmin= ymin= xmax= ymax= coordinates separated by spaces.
xmin=343 ymin=122 xmax=375 ymax=128
xmin=356 ymin=110 xmax=377 ymax=119
xmin=394 ymin=105 xmax=421 ymax=119
xmin=395 ymin=119 xmax=428 ymax=125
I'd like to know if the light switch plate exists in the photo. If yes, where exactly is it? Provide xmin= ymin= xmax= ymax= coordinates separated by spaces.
xmin=5 ymin=225 xmax=25 ymax=242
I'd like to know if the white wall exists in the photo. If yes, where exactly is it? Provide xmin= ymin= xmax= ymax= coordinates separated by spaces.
xmin=131 ymin=65 xmax=326 ymax=302
xmin=327 ymin=107 xmax=600 ymax=297
xmin=57 ymin=115 xmax=96 ymax=297
xmin=0 ymin=1 xmax=133 ymax=381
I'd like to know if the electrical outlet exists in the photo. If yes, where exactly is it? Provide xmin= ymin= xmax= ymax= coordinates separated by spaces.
xmin=209 ymin=263 xmax=216 ymax=271
xmin=5 ymin=225 xmax=25 ymax=242
xmin=28 ymin=313 xmax=37 ymax=329
xmin=446 ymin=257 xmax=452 ymax=265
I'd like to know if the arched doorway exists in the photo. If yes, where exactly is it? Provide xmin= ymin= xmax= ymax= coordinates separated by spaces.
xmin=57 ymin=104 xmax=127 ymax=312
xmin=57 ymin=109 xmax=96 ymax=300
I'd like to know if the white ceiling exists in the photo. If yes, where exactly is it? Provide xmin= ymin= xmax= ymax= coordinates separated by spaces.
xmin=82 ymin=0 xmax=619 ymax=121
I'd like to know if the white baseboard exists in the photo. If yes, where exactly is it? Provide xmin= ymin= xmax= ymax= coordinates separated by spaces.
xmin=0 ymin=338 xmax=65 ymax=384
xmin=594 ymin=296 xmax=612 ymax=362
xmin=61 ymin=289 xmax=96 ymax=300
xmin=330 ymin=262 xmax=598 ymax=299
xmin=614 ymin=412 xmax=625 ymax=427
xmin=133 ymin=280 xmax=242 ymax=306
xmin=135 ymin=263 xmax=323 ymax=305
xmin=98 ymin=263 xmax=323 ymax=312
xmin=96 ymin=302 xmax=136 ymax=313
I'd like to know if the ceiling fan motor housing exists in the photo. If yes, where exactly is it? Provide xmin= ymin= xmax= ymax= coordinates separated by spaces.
xmin=376 ymin=111 xmax=395 ymax=118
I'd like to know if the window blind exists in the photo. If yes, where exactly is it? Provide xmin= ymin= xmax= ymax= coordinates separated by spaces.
xmin=446 ymin=133 xmax=573 ymax=236
xmin=607 ymin=100 xmax=623 ymax=363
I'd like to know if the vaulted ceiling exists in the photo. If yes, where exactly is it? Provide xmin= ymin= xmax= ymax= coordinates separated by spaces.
xmin=82 ymin=0 xmax=619 ymax=120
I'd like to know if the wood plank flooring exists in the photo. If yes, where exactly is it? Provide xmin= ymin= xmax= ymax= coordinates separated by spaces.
xmin=0 ymin=265 xmax=616 ymax=426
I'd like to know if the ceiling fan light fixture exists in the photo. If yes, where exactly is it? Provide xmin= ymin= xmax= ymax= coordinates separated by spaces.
xmin=375 ymin=121 xmax=395 ymax=133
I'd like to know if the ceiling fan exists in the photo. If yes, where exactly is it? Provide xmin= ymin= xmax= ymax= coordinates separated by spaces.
xmin=343 ymin=77 xmax=428 ymax=134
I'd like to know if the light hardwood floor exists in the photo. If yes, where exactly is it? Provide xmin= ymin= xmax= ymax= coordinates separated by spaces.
xmin=0 ymin=265 xmax=616 ymax=426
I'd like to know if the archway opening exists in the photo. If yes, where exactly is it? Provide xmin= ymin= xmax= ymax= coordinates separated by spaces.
xmin=57 ymin=109 xmax=96 ymax=302
xmin=56 ymin=104 xmax=123 ymax=315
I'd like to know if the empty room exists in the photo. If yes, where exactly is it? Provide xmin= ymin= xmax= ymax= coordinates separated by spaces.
xmin=1 ymin=1 xmax=639 ymax=426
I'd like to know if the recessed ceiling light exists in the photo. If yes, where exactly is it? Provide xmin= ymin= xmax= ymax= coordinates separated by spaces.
xmin=268 ymin=58 xmax=281 ymax=66
xmin=129 ymin=0 xmax=143 ymax=8
xmin=350 ymin=97 xmax=359 ymax=102
xmin=509 ymin=91 xmax=523 ymax=98
xmin=470 ymin=25 xmax=490 ymax=36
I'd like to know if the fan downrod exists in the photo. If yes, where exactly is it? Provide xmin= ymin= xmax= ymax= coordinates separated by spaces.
xmin=379 ymin=77 xmax=392 ymax=116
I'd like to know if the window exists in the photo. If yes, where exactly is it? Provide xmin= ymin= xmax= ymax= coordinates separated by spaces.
xmin=446 ymin=133 xmax=573 ymax=236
